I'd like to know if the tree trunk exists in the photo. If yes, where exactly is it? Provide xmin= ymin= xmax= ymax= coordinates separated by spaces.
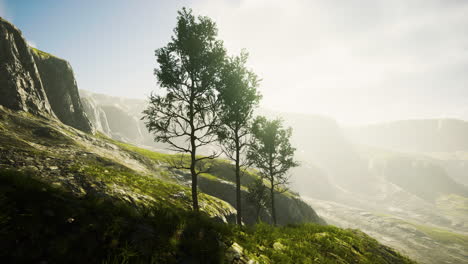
xmin=190 ymin=137 xmax=199 ymax=212
xmin=270 ymin=180 xmax=276 ymax=225
xmin=189 ymin=90 xmax=199 ymax=212
xmin=256 ymin=206 xmax=261 ymax=223
xmin=235 ymin=136 xmax=242 ymax=225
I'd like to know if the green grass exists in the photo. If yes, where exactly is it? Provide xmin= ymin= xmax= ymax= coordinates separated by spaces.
xmin=68 ymin=158 xmax=234 ymax=218
xmin=0 ymin=168 xmax=233 ymax=264
xmin=97 ymin=132 xmax=262 ymax=188
xmin=236 ymin=223 xmax=415 ymax=264
xmin=114 ymin=140 xmax=171 ymax=163
xmin=0 ymin=168 xmax=415 ymax=264
xmin=0 ymin=112 xmax=416 ymax=263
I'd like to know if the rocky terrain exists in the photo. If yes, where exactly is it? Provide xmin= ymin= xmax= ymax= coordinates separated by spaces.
xmin=32 ymin=48 xmax=93 ymax=132
xmin=305 ymin=198 xmax=468 ymax=264
xmin=0 ymin=102 xmax=418 ymax=262
xmin=79 ymin=90 xmax=157 ymax=146
xmin=0 ymin=17 xmax=54 ymax=117
xmin=77 ymin=89 xmax=468 ymax=263
xmin=1 ymin=16 xmax=418 ymax=263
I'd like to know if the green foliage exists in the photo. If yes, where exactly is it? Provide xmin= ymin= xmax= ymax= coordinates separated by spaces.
xmin=249 ymin=116 xmax=299 ymax=182
xmin=216 ymin=50 xmax=261 ymax=161
xmin=142 ymin=7 xmax=227 ymax=211
xmin=248 ymin=116 xmax=299 ymax=224
xmin=217 ymin=50 xmax=262 ymax=225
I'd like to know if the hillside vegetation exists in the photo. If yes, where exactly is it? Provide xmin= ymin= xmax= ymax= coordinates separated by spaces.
xmin=0 ymin=106 xmax=416 ymax=263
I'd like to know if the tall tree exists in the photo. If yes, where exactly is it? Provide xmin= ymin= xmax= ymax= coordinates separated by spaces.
xmin=248 ymin=116 xmax=299 ymax=225
xmin=217 ymin=51 xmax=261 ymax=225
xmin=142 ymin=8 xmax=226 ymax=211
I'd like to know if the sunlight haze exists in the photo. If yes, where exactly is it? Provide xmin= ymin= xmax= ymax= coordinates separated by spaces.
xmin=2 ymin=0 xmax=468 ymax=124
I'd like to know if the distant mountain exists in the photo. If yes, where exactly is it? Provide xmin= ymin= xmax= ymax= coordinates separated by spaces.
xmin=0 ymin=16 xmax=424 ymax=264
xmin=79 ymin=90 xmax=167 ymax=150
xmin=346 ymin=119 xmax=468 ymax=152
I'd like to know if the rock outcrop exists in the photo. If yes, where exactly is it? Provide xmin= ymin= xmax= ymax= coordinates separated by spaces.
xmin=32 ymin=49 xmax=93 ymax=133
xmin=99 ymin=104 xmax=143 ymax=142
xmin=79 ymin=90 xmax=162 ymax=147
xmin=80 ymin=96 xmax=112 ymax=135
xmin=0 ymin=17 xmax=54 ymax=117
xmin=199 ymin=176 xmax=325 ymax=225
xmin=0 ymin=17 xmax=92 ymax=133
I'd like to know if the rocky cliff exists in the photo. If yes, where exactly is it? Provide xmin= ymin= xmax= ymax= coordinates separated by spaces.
xmin=32 ymin=48 xmax=93 ymax=133
xmin=0 ymin=17 xmax=54 ymax=117
xmin=0 ymin=17 xmax=92 ymax=133
xmin=80 ymin=96 xmax=112 ymax=135
xmin=79 ymin=90 xmax=162 ymax=147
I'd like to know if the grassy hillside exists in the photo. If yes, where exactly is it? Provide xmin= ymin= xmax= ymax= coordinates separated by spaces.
xmin=0 ymin=106 xmax=415 ymax=263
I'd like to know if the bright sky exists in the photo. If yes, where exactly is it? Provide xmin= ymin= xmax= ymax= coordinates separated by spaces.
xmin=2 ymin=0 xmax=468 ymax=125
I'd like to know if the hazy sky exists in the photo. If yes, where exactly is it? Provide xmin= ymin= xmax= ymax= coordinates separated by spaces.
xmin=2 ymin=0 xmax=468 ymax=124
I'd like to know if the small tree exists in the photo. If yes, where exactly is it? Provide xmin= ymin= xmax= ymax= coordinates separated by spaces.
xmin=248 ymin=116 xmax=298 ymax=225
xmin=246 ymin=177 xmax=270 ymax=223
xmin=217 ymin=51 xmax=261 ymax=225
xmin=142 ymin=8 xmax=226 ymax=211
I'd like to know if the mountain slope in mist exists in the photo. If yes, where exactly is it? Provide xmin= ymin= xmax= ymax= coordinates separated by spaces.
xmin=347 ymin=119 xmax=468 ymax=152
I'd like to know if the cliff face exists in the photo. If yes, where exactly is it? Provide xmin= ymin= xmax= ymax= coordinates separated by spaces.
xmin=79 ymin=90 xmax=161 ymax=147
xmin=0 ymin=17 xmax=54 ymax=117
xmin=0 ymin=17 xmax=92 ymax=133
xmin=32 ymin=49 xmax=93 ymax=133
xmin=80 ymin=96 xmax=112 ymax=135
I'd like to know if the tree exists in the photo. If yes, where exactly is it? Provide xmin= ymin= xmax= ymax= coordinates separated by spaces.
xmin=142 ymin=8 xmax=226 ymax=212
xmin=247 ymin=116 xmax=299 ymax=225
xmin=246 ymin=177 xmax=270 ymax=223
xmin=217 ymin=51 xmax=261 ymax=225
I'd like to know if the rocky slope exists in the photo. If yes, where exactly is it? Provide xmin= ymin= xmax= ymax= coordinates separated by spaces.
xmin=75 ymin=90 xmax=468 ymax=263
xmin=0 ymin=17 xmax=418 ymax=263
xmin=255 ymin=110 xmax=468 ymax=263
xmin=306 ymin=198 xmax=468 ymax=264
xmin=79 ymin=90 xmax=158 ymax=147
xmin=0 ymin=17 xmax=54 ymax=117
xmin=32 ymin=48 xmax=93 ymax=132
xmin=0 ymin=101 xmax=324 ymax=226
xmin=0 ymin=104 xmax=416 ymax=263
xmin=0 ymin=17 xmax=92 ymax=133
xmin=80 ymin=95 xmax=112 ymax=135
